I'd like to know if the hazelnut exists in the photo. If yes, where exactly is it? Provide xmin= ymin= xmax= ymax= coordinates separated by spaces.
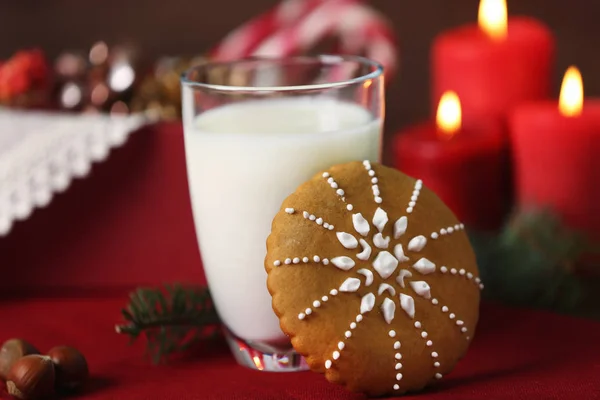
xmin=0 ymin=339 xmax=39 ymax=380
xmin=47 ymin=346 xmax=89 ymax=392
xmin=6 ymin=355 xmax=55 ymax=399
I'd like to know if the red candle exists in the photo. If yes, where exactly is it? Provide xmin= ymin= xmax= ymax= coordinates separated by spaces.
xmin=432 ymin=0 xmax=555 ymax=129
xmin=393 ymin=92 xmax=509 ymax=231
xmin=510 ymin=67 xmax=600 ymax=242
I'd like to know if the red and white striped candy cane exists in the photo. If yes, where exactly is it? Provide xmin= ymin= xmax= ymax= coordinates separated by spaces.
xmin=210 ymin=0 xmax=331 ymax=61
xmin=253 ymin=0 xmax=397 ymax=78
xmin=212 ymin=0 xmax=398 ymax=81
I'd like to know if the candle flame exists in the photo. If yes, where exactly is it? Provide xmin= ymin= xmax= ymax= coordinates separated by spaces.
xmin=478 ymin=0 xmax=508 ymax=40
xmin=436 ymin=91 xmax=462 ymax=139
xmin=559 ymin=66 xmax=583 ymax=117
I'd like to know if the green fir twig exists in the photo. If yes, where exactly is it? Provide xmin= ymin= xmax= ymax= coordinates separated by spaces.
xmin=469 ymin=208 xmax=593 ymax=314
xmin=115 ymin=284 xmax=221 ymax=364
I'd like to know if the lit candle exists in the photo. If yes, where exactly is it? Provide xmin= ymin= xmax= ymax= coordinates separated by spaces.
xmin=392 ymin=91 xmax=509 ymax=231
xmin=431 ymin=0 xmax=555 ymax=130
xmin=510 ymin=67 xmax=600 ymax=242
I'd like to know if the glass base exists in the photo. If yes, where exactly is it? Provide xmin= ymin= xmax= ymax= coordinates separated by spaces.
xmin=224 ymin=328 xmax=309 ymax=372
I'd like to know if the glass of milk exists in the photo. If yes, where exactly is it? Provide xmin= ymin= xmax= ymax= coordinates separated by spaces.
xmin=181 ymin=55 xmax=384 ymax=371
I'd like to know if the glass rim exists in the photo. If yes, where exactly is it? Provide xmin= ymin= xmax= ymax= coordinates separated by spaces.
xmin=180 ymin=54 xmax=384 ymax=93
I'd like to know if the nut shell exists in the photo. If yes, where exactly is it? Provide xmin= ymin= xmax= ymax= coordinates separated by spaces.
xmin=6 ymin=355 xmax=55 ymax=399
xmin=0 ymin=339 xmax=39 ymax=380
xmin=47 ymin=346 xmax=89 ymax=392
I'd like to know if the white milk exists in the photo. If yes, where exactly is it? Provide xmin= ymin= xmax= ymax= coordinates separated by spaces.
xmin=183 ymin=97 xmax=381 ymax=344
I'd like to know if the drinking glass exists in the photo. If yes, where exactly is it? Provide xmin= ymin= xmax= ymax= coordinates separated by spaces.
xmin=181 ymin=55 xmax=384 ymax=371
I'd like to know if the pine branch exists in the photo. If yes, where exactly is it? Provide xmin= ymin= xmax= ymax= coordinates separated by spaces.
xmin=469 ymin=208 xmax=592 ymax=314
xmin=115 ymin=284 xmax=221 ymax=364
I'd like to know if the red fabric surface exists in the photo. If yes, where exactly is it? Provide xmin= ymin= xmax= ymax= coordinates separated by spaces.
xmin=1 ymin=298 xmax=600 ymax=400
xmin=0 ymin=122 xmax=205 ymax=293
xmin=1 ymin=122 xmax=599 ymax=399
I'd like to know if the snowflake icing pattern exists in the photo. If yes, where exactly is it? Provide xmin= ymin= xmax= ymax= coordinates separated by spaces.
xmin=272 ymin=161 xmax=484 ymax=393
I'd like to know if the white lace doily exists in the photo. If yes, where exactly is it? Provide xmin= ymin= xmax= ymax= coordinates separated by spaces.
xmin=0 ymin=108 xmax=152 ymax=237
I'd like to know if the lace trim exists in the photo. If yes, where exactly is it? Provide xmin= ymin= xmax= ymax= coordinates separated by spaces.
xmin=0 ymin=108 xmax=152 ymax=236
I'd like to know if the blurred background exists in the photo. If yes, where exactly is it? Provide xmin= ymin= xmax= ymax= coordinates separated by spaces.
xmin=0 ymin=0 xmax=598 ymax=316
xmin=1 ymin=0 xmax=598 ymax=133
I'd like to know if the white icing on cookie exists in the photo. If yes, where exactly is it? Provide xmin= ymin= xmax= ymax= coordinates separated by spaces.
xmin=285 ymin=208 xmax=295 ymax=214
xmin=327 ymin=310 xmax=365 ymax=369
xmin=378 ymin=283 xmax=396 ymax=296
xmin=393 ymin=244 xmax=410 ymax=263
xmin=410 ymin=281 xmax=431 ymax=299
xmin=434 ymin=223 xmax=464 ymax=238
xmin=360 ymin=293 xmax=376 ymax=314
xmin=439 ymin=265 xmax=484 ymax=290
xmin=381 ymin=298 xmax=396 ymax=324
xmin=412 ymin=258 xmax=436 ymax=274
xmin=331 ymin=256 xmax=355 ymax=271
xmin=399 ymin=294 xmax=415 ymax=318
xmin=373 ymin=207 xmax=388 ymax=232
xmin=336 ymin=232 xmax=359 ymax=249
xmin=339 ymin=278 xmax=361 ymax=292
xmin=434 ymin=300 xmax=470 ymax=337
xmin=363 ymin=161 xmax=383 ymax=203
xmin=407 ymin=180 xmax=422 ymax=213
xmin=394 ymin=217 xmax=408 ymax=239
xmin=396 ymin=269 xmax=412 ymax=288
xmin=372 ymin=251 xmax=399 ymax=279
xmin=297 ymin=289 xmax=339 ymax=320
xmin=373 ymin=233 xmax=391 ymax=249
xmin=352 ymin=213 xmax=370 ymax=236
xmin=407 ymin=235 xmax=427 ymax=252
xmin=357 ymin=239 xmax=372 ymax=261
xmin=323 ymin=173 xmax=347 ymax=204
xmin=413 ymin=320 xmax=444 ymax=378
xmin=301 ymin=210 xmax=334 ymax=230
xmin=357 ymin=268 xmax=374 ymax=286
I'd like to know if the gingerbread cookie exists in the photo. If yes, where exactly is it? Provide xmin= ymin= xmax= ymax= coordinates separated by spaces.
xmin=265 ymin=161 xmax=482 ymax=396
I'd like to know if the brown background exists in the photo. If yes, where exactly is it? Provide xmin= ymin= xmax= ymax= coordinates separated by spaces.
xmin=1 ymin=0 xmax=599 ymax=133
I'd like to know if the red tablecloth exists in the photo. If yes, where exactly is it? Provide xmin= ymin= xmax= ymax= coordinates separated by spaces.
xmin=1 ymin=298 xmax=600 ymax=400
xmin=0 ymin=123 xmax=599 ymax=399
